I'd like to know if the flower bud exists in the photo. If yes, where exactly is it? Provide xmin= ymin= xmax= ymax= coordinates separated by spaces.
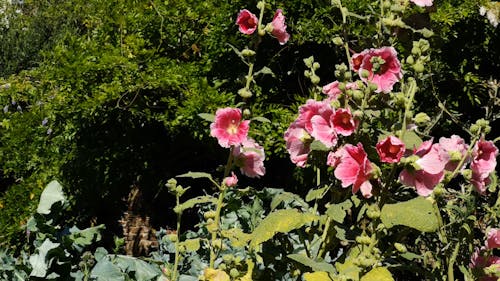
xmin=258 ymin=28 xmax=266 ymax=36
xmin=230 ymin=268 xmax=240 ymax=278
xmin=414 ymin=112 xmax=430 ymax=125
xmin=238 ymin=88 xmax=253 ymax=98
xmin=313 ymin=62 xmax=320 ymax=70
xmin=420 ymin=28 xmax=434 ymax=38
xmin=413 ymin=62 xmax=425 ymax=73
xmin=310 ymin=75 xmax=320 ymax=85
xmin=360 ymin=69 xmax=370 ymax=79
xmin=256 ymin=1 xmax=265 ymax=9
xmin=241 ymin=49 xmax=256 ymax=57
xmin=356 ymin=235 xmax=372 ymax=245
xmin=204 ymin=210 xmax=216 ymax=219
xmin=353 ymin=90 xmax=364 ymax=102
xmin=332 ymin=36 xmax=343 ymax=46
xmin=304 ymin=70 xmax=311 ymax=78
xmin=394 ymin=243 xmax=407 ymax=253
xmin=242 ymin=108 xmax=251 ymax=118
xmin=166 ymin=178 xmax=177 ymax=191
xmin=344 ymin=71 xmax=352 ymax=80
xmin=406 ymin=55 xmax=415 ymax=65
xmin=411 ymin=46 xmax=420 ymax=55
xmin=303 ymin=56 xmax=314 ymax=68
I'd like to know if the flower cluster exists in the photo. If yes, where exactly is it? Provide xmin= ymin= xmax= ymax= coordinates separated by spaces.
xmin=210 ymin=107 xmax=266 ymax=181
xmin=470 ymin=228 xmax=500 ymax=281
xmin=236 ymin=8 xmax=290 ymax=45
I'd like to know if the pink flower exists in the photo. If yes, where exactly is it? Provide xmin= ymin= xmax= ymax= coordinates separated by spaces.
xmin=210 ymin=108 xmax=250 ymax=148
xmin=284 ymin=124 xmax=311 ymax=168
xmin=410 ymin=0 xmax=433 ymax=7
xmin=270 ymin=9 xmax=290 ymax=45
xmin=354 ymin=46 xmax=403 ymax=93
xmin=297 ymin=100 xmax=337 ymax=148
xmin=376 ymin=136 xmax=405 ymax=163
xmin=236 ymin=9 xmax=258 ymax=35
xmin=223 ymin=172 xmax=238 ymax=187
xmin=399 ymin=140 xmax=447 ymax=196
xmin=333 ymin=143 xmax=374 ymax=198
xmin=470 ymin=247 xmax=500 ymax=281
xmin=471 ymin=139 xmax=498 ymax=194
xmin=486 ymin=228 xmax=500 ymax=249
xmin=233 ymin=139 xmax=266 ymax=178
xmin=332 ymin=108 xmax=358 ymax=136
xmin=438 ymin=135 xmax=469 ymax=171
xmin=322 ymin=81 xmax=342 ymax=100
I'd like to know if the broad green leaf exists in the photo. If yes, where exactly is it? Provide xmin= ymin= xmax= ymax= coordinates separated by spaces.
xmin=306 ymin=185 xmax=330 ymax=202
xmin=287 ymin=253 xmax=336 ymax=274
xmin=180 ymin=238 xmax=200 ymax=252
xmin=131 ymin=258 xmax=161 ymax=281
xmin=37 ymin=180 xmax=65 ymax=214
xmin=270 ymin=192 xmax=308 ymax=210
xmin=310 ymin=140 xmax=330 ymax=151
xmin=250 ymin=209 xmax=318 ymax=248
xmin=360 ymin=267 xmax=394 ymax=281
xmin=400 ymin=252 xmax=423 ymax=261
xmin=179 ymin=275 xmax=198 ymax=281
xmin=29 ymin=239 xmax=60 ymax=277
xmin=221 ymin=228 xmax=252 ymax=248
xmin=380 ymin=197 xmax=438 ymax=232
xmin=402 ymin=131 xmax=422 ymax=150
xmin=251 ymin=116 xmax=271 ymax=123
xmin=335 ymin=247 xmax=361 ymax=281
xmin=303 ymin=271 xmax=333 ymax=281
xmin=90 ymin=259 xmax=125 ymax=281
xmin=176 ymin=171 xmax=213 ymax=180
xmin=326 ymin=199 xmax=353 ymax=223
xmin=198 ymin=113 xmax=215 ymax=122
xmin=174 ymin=196 xmax=217 ymax=214
xmin=68 ymin=224 xmax=105 ymax=251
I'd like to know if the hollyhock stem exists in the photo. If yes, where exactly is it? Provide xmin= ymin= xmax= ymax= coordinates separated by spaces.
xmin=244 ymin=62 xmax=255 ymax=93
xmin=317 ymin=217 xmax=331 ymax=259
xmin=257 ymin=1 xmax=266 ymax=35
xmin=399 ymin=79 xmax=417 ymax=141
xmin=172 ymin=193 xmax=182 ymax=281
xmin=447 ymin=242 xmax=460 ymax=281
xmin=209 ymin=147 xmax=234 ymax=268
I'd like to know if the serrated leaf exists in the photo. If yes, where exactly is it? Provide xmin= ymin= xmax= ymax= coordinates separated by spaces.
xmin=221 ymin=228 xmax=252 ymax=248
xmin=287 ymin=254 xmax=336 ymax=274
xmin=360 ymin=267 xmax=394 ymax=281
xmin=251 ymin=116 xmax=271 ymax=123
xmin=326 ymin=199 xmax=353 ymax=223
xmin=250 ymin=209 xmax=318 ymax=248
xmin=303 ymin=271 xmax=333 ymax=281
xmin=306 ymin=185 xmax=330 ymax=202
xmin=270 ymin=192 xmax=309 ymax=210
xmin=176 ymin=171 xmax=213 ymax=180
xmin=310 ymin=140 xmax=330 ymax=151
xmin=402 ymin=131 xmax=422 ymax=150
xmin=37 ymin=180 xmax=65 ymax=214
xmin=380 ymin=197 xmax=438 ymax=232
xmin=174 ymin=196 xmax=217 ymax=214
xmin=198 ymin=113 xmax=215 ymax=122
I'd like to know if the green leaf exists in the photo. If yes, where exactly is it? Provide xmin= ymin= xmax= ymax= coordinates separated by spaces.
xmin=380 ymin=197 xmax=438 ymax=232
xmin=310 ymin=140 xmax=330 ymax=151
xmin=326 ymin=199 xmax=353 ymax=223
xmin=90 ymin=259 xmax=125 ymax=281
xmin=251 ymin=116 xmax=271 ymax=123
xmin=270 ymin=192 xmax=309 ymax=210
xmin=221 ymin=228 xmax=252 ymax=248
xmin=303 ymin=271 xmax=333 ymax=281
xmin=37 ymin=180 xmax=65 ymax=214
xmin=305 ymin=185 xmax=330 ymax=202
xmin=250 ymin=209 xmax=319 ymax=248
xmin=400 ymin=252 xmax=423 ymax=261
xmin=68 ymin=224 xmax=105 ymax=251
xmin=402 ymin=131 xmax=422 ymax=150
xmin=29 ymin=239 xmax=60 ymax=277
xmin=176 ymin=171 xmax=213 ymax=180
xmin=198 ymin=113 xmax=215 ymax=122
xmin=360 ymin=267 xmax=394 ymax=281
xmin=174 ymin=196 xmax=217 ymax=214
xmin=287 ymin=253 xmax=336 ymax=274
xmin=254 ymin=66 xmax=275 ymax=77
xmin=179 ymin=238 xmax=200 ymax=252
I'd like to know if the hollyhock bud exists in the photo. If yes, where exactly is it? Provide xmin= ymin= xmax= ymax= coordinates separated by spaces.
xmin=486 ymin=229 xmax=500 ymax=249
xmin=236 ymin=9 xmax=258 ymax=35
xmin=223 ymin=172 xmax=238 ymax=188
xmin=414 ymin=112 xmax=430 ymax=125
xmin=376 ymin=136 xmax=405 ymax=163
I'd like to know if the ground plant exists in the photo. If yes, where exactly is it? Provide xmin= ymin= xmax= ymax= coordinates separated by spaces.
xmin=0 ymin=0 xmax=499 ymax=280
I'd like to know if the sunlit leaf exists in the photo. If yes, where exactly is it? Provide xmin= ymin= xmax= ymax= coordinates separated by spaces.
xmin=380 ymin=197 xmax=438 ymax=232
xmin=37 ymin=180 xmax=65 ymax=215
xmin=360 ymin=267 xmax=394 ymax=281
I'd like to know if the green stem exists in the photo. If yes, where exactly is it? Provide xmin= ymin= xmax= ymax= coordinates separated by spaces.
xmin=245 ymin=63 xmax=254 ymax=90
xmin=447 ymin=242 xmax=460 ymax=281
xmin=171 ymin=194 xmax=182 ymax=281
xmin=257 ymin=1 xmax=266 ymax=35
xmin=399 ymin=79 xmax=416 ymax=141
xmin=317 ymin=217 xmax=331 ymax=259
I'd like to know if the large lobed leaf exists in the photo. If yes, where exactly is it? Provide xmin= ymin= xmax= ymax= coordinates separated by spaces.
xmin=380 ymin=197 xmax=438 ymax=232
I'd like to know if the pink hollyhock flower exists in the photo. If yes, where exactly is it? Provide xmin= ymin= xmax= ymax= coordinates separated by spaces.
xmin=350 ymin=51 xmax=368 ymax=72
xmin=270 ymin=9 xmax=290 ymax=45
xmin=233 ymin=139 xmax=266 ymax=178
xmin=284 ymin=124 xmax=311 ymax=168
xmin=327 ymin=149 xmax=343 ymax=168
xmin=471 ymin=139 xmax=498 ymax=194
xmin=410 ymin=0 xmax=433 ymax=7
xmin=333 ymin=143 xmax=374 ymax=198
xmin=376 ymin=136 xmax=405 ymax=163
xmin=210 ymin=108 xmax=250 ymax=148
xmin=355 ymin=46 xmax=403 ymax=93
xmin=486 ymin=228 xmax=500 ymax=249
xmin=470 ymin=247 xmax=500 ymax=281
xmin=223 ymin=172 xmax=238 ymax=187
xmin=322 ymin=81 xmax=342 ymax=100
xmin=438 ymin=135 xmax=469 ymax=171
xmin=236 ymin=9 xmax=258 ymax=35
xmin=332 ymin=107 xmax=358 ymax=136
xmin=399 ymin=140 xmax=447 ymax=196
xmin=297 ymin=100 xmax=337 ymax=148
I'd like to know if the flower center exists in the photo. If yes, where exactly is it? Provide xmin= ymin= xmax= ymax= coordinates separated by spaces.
xmin=389 ymin=144 xmax=400 ymax=154
xmin=370 ymin=56 xmax=386 ymax=74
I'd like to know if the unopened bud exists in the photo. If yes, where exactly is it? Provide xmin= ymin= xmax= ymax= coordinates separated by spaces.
xmin=360 ymin=69 xmax=370 ymax=79
xmin=238 ymin=88 xmax=252 ymax=98
xmin=411 ymin=46 xmax=420 ymax=55
xmin=241 ymin=49 xmax=256 ymax=57
xmin=414 ymin=112 xmax=430 ymax=125
xmin=413 ymin=62 xmax=425 ymax=73
xmin=242 ymin=109 xmax=251 ymax=118
xmin=313 ymin=62 xmax=320 ymax=70
xmin=311 ymin=75 xmax=320 ymax=85
xmin=420 ymin=28 xmax=434 ymax=38
xmin=332 ymin=37 xmax=343 ymax=46
xmin=394 ymin=243 xmax=407 ymax=253
xmin=406 ymin=55 xmax=415 ymax=65
xmin=230 ymin=268 xmax=240 ymax=278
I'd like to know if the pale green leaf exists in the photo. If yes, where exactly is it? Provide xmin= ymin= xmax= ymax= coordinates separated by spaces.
xmin=402 ymin=131 xmax=423 ymax=150
xmin=251 ymin=116 xmax=271 ymax=123
xmin=326 ymin=199 xmax=353 ymax=223
xmin=176 ymin=171 xmax=213 ymax=180
xmin=221 ymin=228 xmax=252 ymax=248
xmin=37 ymin=180 xmax=65 ymax=214
xmin=198 ymin=113 xmax=215 ymax=122
xmin=179 ymin=238 xmax=200 ymax=252
xmin=360 ymin=267 xmax=394 ymax=281
xmin=310 ymin=140 xmax=330 ymax=151
xmin=303 ymin=271 xmax=333 ymax=281
xmin=287 ymin=253 xmax=336 ymax=274
xmin=90 ymin=259 xmax=125 ymax=281
xmin=306 ymin=185 xmax=330 ymax=202
xmin=250 ymin=209 xmax=318 ymax=248
xmin=380 ymin=197 xmax=438 ymax=232
xmin=29 ymin=239 xmax=60 ymax=277
xmin=254 ymin=66 xmax=275 ymax=77
xmin=174 ymin=196 xmax=217 ymax=214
